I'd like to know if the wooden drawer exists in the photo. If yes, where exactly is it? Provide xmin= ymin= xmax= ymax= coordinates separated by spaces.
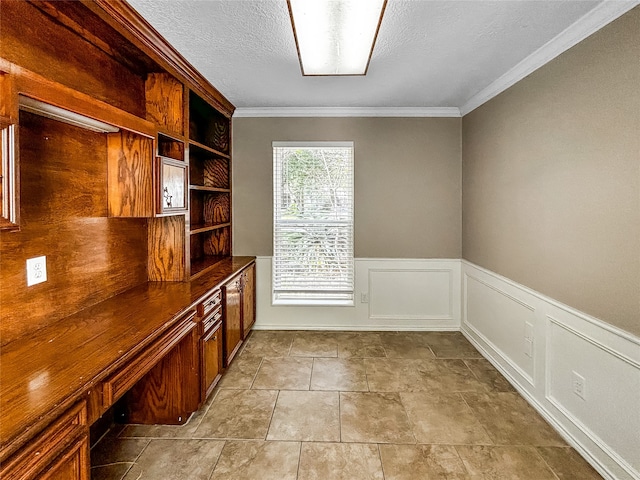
xmin=203 ymin=305 xmax=222 ymax=333
xmin=102 ymin=311 xmax=196 ymax=407
xmin=198 ymin=289 xmax=221 ymax=318
xmin=0 ymin=402 xmax=88 ymax=480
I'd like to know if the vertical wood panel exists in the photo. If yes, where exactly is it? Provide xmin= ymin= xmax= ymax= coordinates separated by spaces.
xmin=0 ymin=113 xmax=147 ymax=346
xmin=148 ymin=215 xmax=186 ymax=281
xmin=123 ymin=330 xmax=200 ymax=425
xmin=145 ymin=73 xmax=184 ymax=136
xmin=0 ymin=70 xmax=18 ymax=122
xmin=242 ymin=263 xmax=256 ymax=337
xmin=107 ymin=130 xmax=154 ymax=217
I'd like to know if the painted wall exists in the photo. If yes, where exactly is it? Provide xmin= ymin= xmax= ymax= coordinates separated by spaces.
xmin=232 ymin=117 xmax=462 ymax=259
xmin=462 ymin=7 xmax=640 ymax=336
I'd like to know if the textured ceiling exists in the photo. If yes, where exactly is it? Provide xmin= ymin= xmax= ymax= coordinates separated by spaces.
xmin=127 ymin=0 xmax=604 ymax=111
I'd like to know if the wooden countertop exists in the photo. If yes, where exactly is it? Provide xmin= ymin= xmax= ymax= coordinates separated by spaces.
xmin=0 ymin=256 xmax=255 ymax=461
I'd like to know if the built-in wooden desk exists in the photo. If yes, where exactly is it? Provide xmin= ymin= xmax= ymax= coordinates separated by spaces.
xmin=0 ymin=256 xmax=255 ymax=479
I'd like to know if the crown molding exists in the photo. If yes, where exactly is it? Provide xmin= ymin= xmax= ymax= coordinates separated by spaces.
xmin=233 ymin=107 xmax=461 ymax=118
xmin=460 ymin=0 xmax=640 ymax=116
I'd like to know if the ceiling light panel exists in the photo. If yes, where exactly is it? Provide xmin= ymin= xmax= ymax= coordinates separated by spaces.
xmin=288 ymin=0 xmax=387 ymax=76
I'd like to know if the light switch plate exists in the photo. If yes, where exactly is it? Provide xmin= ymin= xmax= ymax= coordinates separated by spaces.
xmin=26 ymin=256 xmax=47 ymax=286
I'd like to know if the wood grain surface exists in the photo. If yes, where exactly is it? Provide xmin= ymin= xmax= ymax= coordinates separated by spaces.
xmin=145 ymin=73 xmax=184 ymax=136
xmin=107 ymin=130 xmax=154 ymax=217
xmin=0 ymin=1 xmax=146 ymax=117
xmin=148 ymin=215 xmax=186 ymax=281
xmin=0 ymin=112 xmax=148 ymax=346
xmin=0 ymin=256 xmax=255 ymax=462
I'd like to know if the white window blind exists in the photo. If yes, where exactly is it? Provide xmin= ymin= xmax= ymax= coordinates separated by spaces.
xmin=273 ymin=142 xmax=354 ymax=305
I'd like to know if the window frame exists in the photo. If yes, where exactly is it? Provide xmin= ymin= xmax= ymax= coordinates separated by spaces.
xmin=272 ymin=141 xmax=355 ymax=306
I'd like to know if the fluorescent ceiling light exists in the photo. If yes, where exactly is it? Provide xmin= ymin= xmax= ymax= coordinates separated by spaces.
xmin=19 ymin=96 xmax=119 ymax=133
xmin=288 ymin=0 xmax=387 ymax=76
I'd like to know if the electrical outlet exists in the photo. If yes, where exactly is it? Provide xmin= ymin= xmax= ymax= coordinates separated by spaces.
xmin=360 ymin=293 xmax=369 ymax=303
xmin=26 ymin=256 xmax=47 ymax=286
xmin=572 ymin=371 xmax=586 ymax=400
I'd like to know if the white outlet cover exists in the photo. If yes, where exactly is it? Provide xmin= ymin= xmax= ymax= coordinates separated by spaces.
xmin=572 ymin=370 xmax=586 ymax=400
xmin=26 ymin=256 xmax=47 ymax=286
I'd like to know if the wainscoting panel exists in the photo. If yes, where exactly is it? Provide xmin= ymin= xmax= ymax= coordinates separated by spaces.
xmin=546 ymin=314 xmax=640 ymax=478
xmin=254 ymin=257 xmax=461 ymax=330
xmin=368 ymin=268 xmax=452 ymax=320
xmin=464 ymin=273 xmax=536 ymax=384
xmin=462 ymin=260 xmax=640 ymax=480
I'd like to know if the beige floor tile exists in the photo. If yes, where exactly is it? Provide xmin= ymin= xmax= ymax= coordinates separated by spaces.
xmin=218 ymin=355 xmax=263 ymax=389
xmin=426 ymin=332 xmax=483 ymax=358
xmin=267 ymin=390 xmax=340 ymax=441
xmin=464 ymin=359 xmax=516 ymax=392
xmin=241 ymin=331 xmax=294 ymax=357
xmin=211 ymin=440 xmax=300 ymax=480
xmin=91 ymin=437 xmax=150 ymax=466
xmin=252 ymin=357 xmax=313 ymax=390
xmin=340 ymin=392 xmax=416 ymax=443
xmin=401 ymin=392 xmax=492 ymax=444
xmin=422 ymin=359 xmax=488 ymax=393
xmin=90 ymin=331 xmax=596 ymax=480
xmin=365 ymin=358 xmax=431 ymax=392
xmin=337 ymin=332 xmax=386 ymax=358
xmin=194 ymin=389 xmax=278 ymax=439
xmin=463 ymin=392 xmax=566 ymax=446
xmin=379 ymin=444 xmax=470 ymax=479
xmin=298 ymin=442 xmax=384 ymax=480
xmin=365 ymin=358 xmax=486 ymax=393
xmin=381 ymin=332 xmax=435 ymax=359
xmin=311 ymin=358 xmax=369 ymax=391
xmin=122 ymin=439 xmax=224 ymax=480
xmin=537 ymin=446 xmax=603 ymax=479
xmin=90 ymin=463 xmax=133 ymax=480
xmin=290 ymin=331 xmax=338 ymax=357
xmin=455 ymin=445 xmax=557 ymax=479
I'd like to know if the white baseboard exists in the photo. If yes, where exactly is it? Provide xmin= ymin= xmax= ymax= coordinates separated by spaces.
xmin=461 ymin=260 xmax=640 ymax=480
xmin=254 ymin=257 xmax=461 ymax=331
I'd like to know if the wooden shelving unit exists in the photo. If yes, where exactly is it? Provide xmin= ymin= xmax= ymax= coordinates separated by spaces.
xmin=188 ymin=90 xmax=232 ymax=279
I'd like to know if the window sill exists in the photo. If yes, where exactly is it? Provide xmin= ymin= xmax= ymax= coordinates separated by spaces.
xmin=272 ymin=298 xmax=354 ymax=307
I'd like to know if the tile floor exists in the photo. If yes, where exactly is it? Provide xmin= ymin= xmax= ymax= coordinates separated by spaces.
xmin=91 ymin=331 xmax=602 ymax=480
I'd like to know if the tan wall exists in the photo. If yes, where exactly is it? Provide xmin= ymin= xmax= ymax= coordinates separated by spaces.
xmin=462 ymin=8 xmax=640 ymax=336
xmin=232 ymin=117 xmax=461 ymax=258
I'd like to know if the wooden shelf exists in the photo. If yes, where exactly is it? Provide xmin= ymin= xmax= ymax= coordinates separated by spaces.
xmin=190 ymin=255 xmax=227 ymax=280
xmin=190 ymin=223 xmax=231 ymax=235
xmin=189 ymin=185 xmax=230 ymax=193
xmin=188 ymin=139 xmax=230 ymax=160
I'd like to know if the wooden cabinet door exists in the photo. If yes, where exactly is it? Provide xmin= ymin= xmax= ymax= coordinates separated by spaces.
xmin=223 ymin=275 xmax=242 ymax=366
xmin=242 ymin=263 xmax=256 ymax=338
xmin=41 ymin=436 xmax=89 ymax=480
xmin=202 ymin=321 xmax=222 ymax=400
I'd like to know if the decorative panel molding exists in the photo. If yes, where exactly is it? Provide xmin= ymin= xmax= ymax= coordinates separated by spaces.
xmin=461 ymin=260 xmax=640 ymax=480
xmin=463 ymin=273 xmax=536 ymax=386
xmin=368 ymin=269 xmax=452 ymax=320
xmin=253 ymin=257 xmax=461 ymax=331
xmin=546 ymin=316 xmax=640 ymax=479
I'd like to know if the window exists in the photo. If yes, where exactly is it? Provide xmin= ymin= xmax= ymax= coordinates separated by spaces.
xmin=273 ymin=142 xmax=354 ymax=305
